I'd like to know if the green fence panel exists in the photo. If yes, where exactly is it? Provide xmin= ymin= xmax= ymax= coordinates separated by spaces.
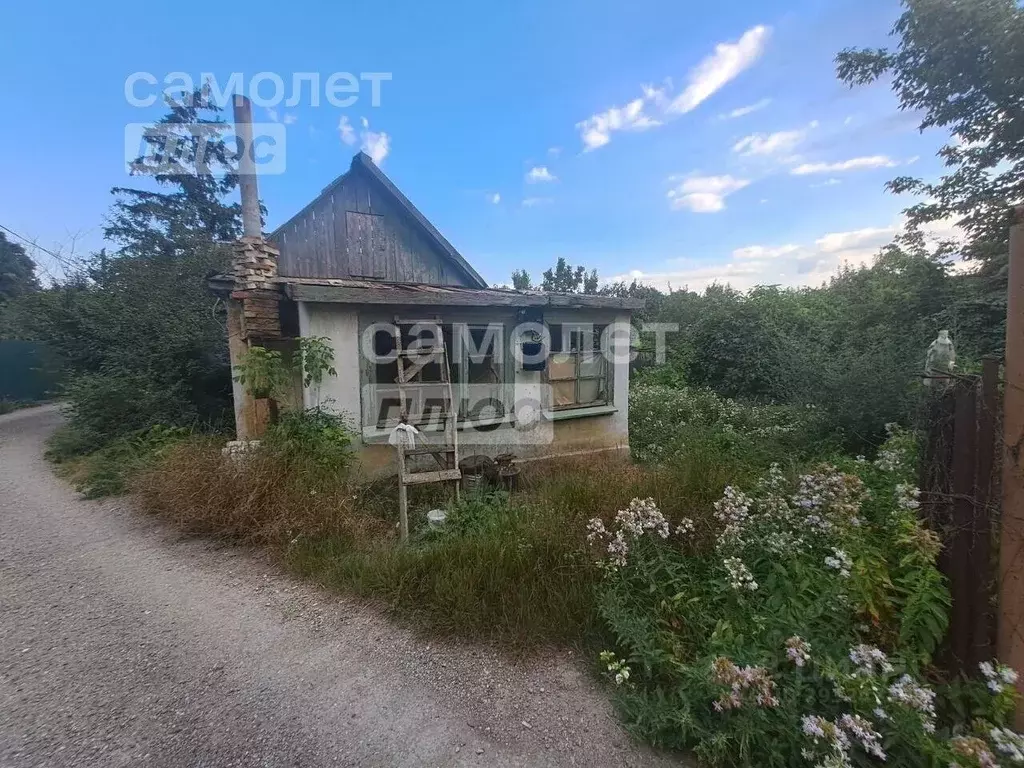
xmin=0 ymin=340 xmax=61 ymax=402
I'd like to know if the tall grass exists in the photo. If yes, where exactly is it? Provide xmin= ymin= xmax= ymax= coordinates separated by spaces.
xmin=135 ymin=439 xmax=390 ymax=543
xmin=131 ymin=385 xmax=840 ymax=648
xmin=133 ymin=433 xmax=775 ymax=647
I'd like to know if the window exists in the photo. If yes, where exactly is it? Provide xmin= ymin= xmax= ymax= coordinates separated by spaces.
xmin=546 ymin=324 xmax=609 ymax=410
xmin=452 ymin=325 xmax=507 ymax=421
xmin=364 ymin=322 xmax=510 ymax=428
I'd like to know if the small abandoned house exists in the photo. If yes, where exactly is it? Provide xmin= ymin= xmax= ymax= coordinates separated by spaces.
xmin=214 ymin=150 xmax=643 ymax=476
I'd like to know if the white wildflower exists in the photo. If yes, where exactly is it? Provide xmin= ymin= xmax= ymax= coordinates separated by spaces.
xmin=895 ymin=483 xmax=921 ymax=512
xmin=849 ymin=644 xmax=893 ymax=677
xmin=599 ymin=650 xmax=632 ymax=687
xmin=837 ymin=714 xmax=886 ymax=761
xmin=980 ymin=660 xmax=1019 ymax=695
xmin=785 ymin=636 xmax=811 ymax=668
xmin=723 ymin=557 xmax=758 ymax=592
xmin=825 ymin=548 xmax=853 ymax=579
xmin=585 ymin=518 xmax=608 ymax=544
xmin=606 ymin=531 xmax=629 ymax=569
xmin=990 ymin=727 xmax=1024 ymax=763
xmin=888 ymin=674 xmax=936 ymax=732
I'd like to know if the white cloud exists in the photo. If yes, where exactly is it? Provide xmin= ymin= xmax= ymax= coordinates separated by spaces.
xmin=548 ymin=146 xmax=562 ymax=158
xmin=604 ymin=216 xmax=965 ymax=294
xmin=267 ymin=109 xmax=297 ymax=125
xmin=338 ymin=116 xmax=356 ymax=145
xmin=667 ymin=174 xmax=750 ymax=213
xmin=732 ymin=244 xmax=799 ymax=260
xmin=522 ymin=196 xmax=553 ymax=208
xmin=720 ymin=98 xmax=772 ymax=119
xmin=732 ymin=127 xmax=808 ymax=157
xmin=362 ymin=131 xmax=390 ymax=165
xmin=604 ymin=262 xmax=767 ymax=293
xmin=811 ymin=178 xmax=842 ymax=188
xmin=814 ymin=227 xmax=895 ymax=254
xmin=488 ymin=192 xmax=501 ymax=204
xmin=574 ymin=25 xmax=769 ymax=151
xmin=791 ymin=155 xmax=897 ymax=175
xmin=576 ymin=97 xmax=661 ymax=151
xmin=339 ymin=116 xmax=390 ymax=165
xmin=526 ymin=166 xmax=557 ymax=183
xmin=668 ymin=25 xmax=771 ymax=115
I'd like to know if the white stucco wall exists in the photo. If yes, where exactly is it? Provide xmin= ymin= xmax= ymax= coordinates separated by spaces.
xmin=297 ymin=302 xmax=362 ymax=424
xmin=297 ymin=301 xmax=633 ymax=471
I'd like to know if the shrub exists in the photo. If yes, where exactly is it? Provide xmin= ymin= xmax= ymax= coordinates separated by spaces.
xmin=629 ymin=383 xmax=834 ymax=468
xmin=51 ymin=424 xmax=193 ymax=498
xmin=584 ymin=427 xmax=1024 ymax=766
xmin=58 ymin=371 xmax=204 ymax=455
xmin=262 ymin=407 xmax=355 ymax=486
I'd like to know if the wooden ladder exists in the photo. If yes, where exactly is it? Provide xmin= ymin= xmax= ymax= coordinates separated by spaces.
xmin=394 ymin=316 xmax=461 ymax=540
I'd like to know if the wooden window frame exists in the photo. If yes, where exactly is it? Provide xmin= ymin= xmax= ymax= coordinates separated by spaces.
xmin=545 ymin=324 xmax=610 ymax=411
xmin=360 ymin=321 xmax=513 ymax=429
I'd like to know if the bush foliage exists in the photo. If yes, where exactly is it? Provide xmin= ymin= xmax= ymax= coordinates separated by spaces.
xmin=587 ymin=428 xmax=1020 ymax=766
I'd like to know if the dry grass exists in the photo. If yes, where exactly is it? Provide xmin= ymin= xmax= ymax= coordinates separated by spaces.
xmin=133 ymin=439 xmax=754 ymax=647
xmin=134 ymin=438 xmax=392 ymax=545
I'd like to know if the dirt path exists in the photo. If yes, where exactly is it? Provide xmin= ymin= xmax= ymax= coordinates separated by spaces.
xmin=0 ymin=406 xmax=679 ymax=767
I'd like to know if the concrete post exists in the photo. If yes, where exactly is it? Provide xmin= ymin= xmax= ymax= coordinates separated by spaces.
xmin=232 ymin=94 xmax=262 ymax=239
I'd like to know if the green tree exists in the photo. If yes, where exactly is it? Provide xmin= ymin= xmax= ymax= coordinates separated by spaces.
xmin=0 ymin=231 xmax=40 ymax=303
xmin=511 ymin=269 xmax=532 ymax=290
xmin=836 ymin=0 xmax=1024 ymax=272
xmin=105 ymin=87 xmax=242 ymax=259
xmin=11 ymin=91 xmax=243 ymax=450
xmin=540 ymin=257 xmax=599 ymax=293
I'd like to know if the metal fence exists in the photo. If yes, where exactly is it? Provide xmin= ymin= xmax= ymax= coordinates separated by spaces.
xmin=919 ymin=358 xmax=1001 ymax=675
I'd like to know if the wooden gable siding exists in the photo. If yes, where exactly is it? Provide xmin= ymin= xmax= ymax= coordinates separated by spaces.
xmin=273 ymin=169 xmax=471 ymax=286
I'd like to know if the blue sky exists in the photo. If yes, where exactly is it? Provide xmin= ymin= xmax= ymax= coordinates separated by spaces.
xmin=1 ymin=0 xmax=957 ymax=291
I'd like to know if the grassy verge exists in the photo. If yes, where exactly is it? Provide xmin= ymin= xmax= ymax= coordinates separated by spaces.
xmin=47 ymin=423 xmax=195 ymax=499
xmin=54 ymin=385 xmax=839 ymax=650
xmin=0 ymin=398 xmax=48 ymax=415
xmin=129 ymin=431 xmax=779 ymax=650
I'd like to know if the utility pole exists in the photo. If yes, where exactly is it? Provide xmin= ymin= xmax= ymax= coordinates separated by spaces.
xmin=999 ymin=207 xmax=1024 ymax=727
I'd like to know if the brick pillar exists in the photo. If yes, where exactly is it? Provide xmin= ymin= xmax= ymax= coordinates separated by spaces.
xmin=231 ymin=237 xmax=282 ymax=341
xmin=227 ymin=236 xmax=283 ymax=439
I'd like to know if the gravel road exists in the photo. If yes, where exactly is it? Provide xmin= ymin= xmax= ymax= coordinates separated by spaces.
xmin=0 ymin=405 xmax=680 ymax=767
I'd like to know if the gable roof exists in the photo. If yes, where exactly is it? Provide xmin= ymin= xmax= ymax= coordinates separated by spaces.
xmin=270 ymin=152 xmax=488 ymax=289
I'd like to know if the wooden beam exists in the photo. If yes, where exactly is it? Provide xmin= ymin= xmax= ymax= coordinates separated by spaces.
xmin=401 ymin=469 xmax=462 ymax=485
xmin=284 ymin=282 xmax=645 ymax=310
xmin=1000 ymin=207 xmax=1024 ymax=727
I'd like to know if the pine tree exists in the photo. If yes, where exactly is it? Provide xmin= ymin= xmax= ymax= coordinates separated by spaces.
xmin=105 ymin=87 xmax=242 ymax=258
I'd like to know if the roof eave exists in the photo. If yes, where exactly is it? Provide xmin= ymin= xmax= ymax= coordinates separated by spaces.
xmin=281 ymin=279 xmax=644 ymax=310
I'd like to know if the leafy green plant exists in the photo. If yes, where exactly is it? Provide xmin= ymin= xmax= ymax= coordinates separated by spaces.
xmin=629 ymin=382 xmax=834 ymax=467
xmin=53 ymin=423 xmax=193 ymax=498
xmin=422 ymin=490 xmax=511 ymax=539
xmin=233 ymin=346 xmax=290 ymax=400
xmin=583 ymin=427 xmax=1021 ymax=766
xmin=298 ymin=336 xmax=337 ymax=389
xmin=262 ymin=406 xmax=354 ymax=482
